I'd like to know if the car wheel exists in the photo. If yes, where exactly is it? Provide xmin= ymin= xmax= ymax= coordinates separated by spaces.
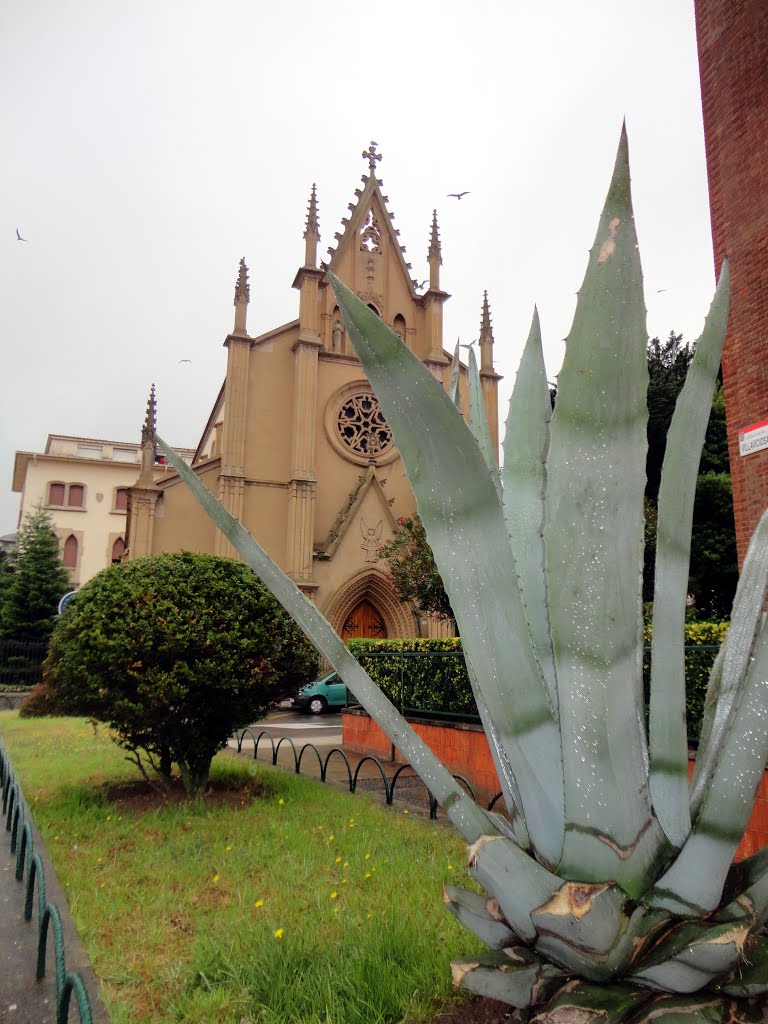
xmin=308 ymin=696 xmax=327 ymax=715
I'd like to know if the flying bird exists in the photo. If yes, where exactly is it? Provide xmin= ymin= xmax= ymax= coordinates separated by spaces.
xmin=447 ymin=192 xmax=470 ymax=200
xmin=178 ymin=359 xmax=192 ymax=364
xmin=414 ymin=279 xmax=428 ymax=289
xmin=16 ymin=229 xmax=28 ymax=242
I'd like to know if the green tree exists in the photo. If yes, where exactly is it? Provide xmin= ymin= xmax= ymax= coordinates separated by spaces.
xmin=1 ymin=508 xmax=70 ymax=642
xmin=380 ymin=515 xmax=453 ymax=620
xmin=44 ymin=552 xmax=319 ymax=796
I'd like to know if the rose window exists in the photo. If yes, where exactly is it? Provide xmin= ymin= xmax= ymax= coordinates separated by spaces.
xmin=337 ymin=394 xmax=393 ymax=459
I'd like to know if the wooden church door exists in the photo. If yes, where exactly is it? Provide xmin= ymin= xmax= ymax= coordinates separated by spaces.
xmin=341 ymin=599 xmax=387 ymax=640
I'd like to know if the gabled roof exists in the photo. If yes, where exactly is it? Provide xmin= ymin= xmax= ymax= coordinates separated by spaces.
xmin=321 ymin=143 xmax=423 ymax=303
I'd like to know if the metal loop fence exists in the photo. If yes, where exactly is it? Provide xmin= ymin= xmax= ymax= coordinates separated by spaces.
xmin=0 ymin=739 xmax=94 ymax=1024
xmin=233 ymin=726 xmax=502 ymax=821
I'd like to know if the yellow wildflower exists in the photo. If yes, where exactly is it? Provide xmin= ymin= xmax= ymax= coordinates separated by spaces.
xmin=254 ymin=899 xmax=264 ymax=908
xmin=274 ymin=928 xmax=284 ymax=939
xmin=330 ymin=891 xmax=338 ymax=900
xmin=213 ymin=874 xmax=220 ymax=883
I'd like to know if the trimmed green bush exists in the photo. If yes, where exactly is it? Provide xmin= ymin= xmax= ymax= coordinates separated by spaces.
xmin=44 ymin=552 xmax=319 ymax=796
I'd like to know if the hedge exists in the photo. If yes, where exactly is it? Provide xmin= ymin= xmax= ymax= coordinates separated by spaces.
xmin=348 ymin=624 xmax=730 ymax=742
xmin=345 ymin=638 xmax=474 ymax=717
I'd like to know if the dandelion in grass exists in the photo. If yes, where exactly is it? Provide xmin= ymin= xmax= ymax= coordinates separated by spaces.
xmin=274 ymin=928 xmax=284 ymax=940
xmin=96 ymin=857 xmax=102 ymax=863
xmin=342 ymin=878 xmax=348 ymax=885
xmin=226 ymin=845 xmax=233 ymax=852
xmin=254 ymin=899 xmax=264 ymax=908
xmin=330 ymin=891 xmax=338 ymax=900
xmin=343 ymin=861 xmax=349 ymax=868
xmin=106 ymin=815 xmax=111 ymax=821
xmin=365 ymin=852 xmax=371 ymax=860
xmin=403 ymin=809 xmax=409 ymax=815
xmin=333 ymin=906 xmax=340 ymax=914
xmin=335 ymin=856 xmax=342 ymax=863
xmin=278 ymin=798 xmax=284 ymax=806
xmin=212 ymin=874 xmax=220 ymax=884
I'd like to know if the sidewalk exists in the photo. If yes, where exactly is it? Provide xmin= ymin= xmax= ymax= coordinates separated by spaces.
xmin=0 ymin=762 xmax=110 ymax=1024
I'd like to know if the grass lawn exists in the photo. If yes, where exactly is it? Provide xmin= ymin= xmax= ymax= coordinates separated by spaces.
xmin=0 ymin=713 xmax=485 ymax=1024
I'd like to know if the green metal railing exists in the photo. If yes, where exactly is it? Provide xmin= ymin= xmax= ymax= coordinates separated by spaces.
xmin=0 ymin=739 xmax=94 ymax=1024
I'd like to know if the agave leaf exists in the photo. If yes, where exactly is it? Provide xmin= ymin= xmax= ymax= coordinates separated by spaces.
xmin=448 ymin=338 xmax=461 ymax=406
xmin=717 ymin=845 xmax=768 ymax=928
xmin=443 ymin=886 xmax=517 ymax=949
xmin=529 ymin=881 xmax=633 ymax=981
xmin=649 ymin=615 xmax=768 ymax=915
xmin=155 ymin=436 xmax=498 ymax=846
xmin=629 ymin=921 xmax=748 ymax=994
xmin=544 ymin=126 xmax=658 ymax=893
xmin=717 ymin=936 xmax=768 ymax=997
xmin=451 ymin=949 xmax=564 ymax=1007
xmin=467 ymin=345 xmax=501 ymax=497
xmin=649 ymin=264 xmax=730 ymax=849
xmin=330 ymin=272 xmax=565 ymax=866
xmin=533 ymin=980 xmax=650 ymax=1024
xmin=633 ymin=994 xmax=756 ymax=1024
xmin=501 ymin=307 xmax=557 ymax=717
xmin=467 ymin=835 xmax=562 ymax=943
xmin=690 ymin=507 xmax=768 ymax=815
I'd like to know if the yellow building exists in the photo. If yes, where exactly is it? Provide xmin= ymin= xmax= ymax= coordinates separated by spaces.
xmin=12 ymin=433 xmax=194 ymax=588
xmin=126 ymin=144 xmax=500 ymax=640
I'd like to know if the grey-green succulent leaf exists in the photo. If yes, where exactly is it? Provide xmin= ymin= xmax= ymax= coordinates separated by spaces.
xmin=501 ymin=306 xmax=557 ymax=718
xmin=155 ymin=435 xmax=498 ymax=847
xmin=467 ymin=835 xmax=562 ymax=943
xmin=467 ymin=345 xmax=502 ymax=498
xmin=442 ymin=885 xmax=517 ymax=949
xmin=451 ymin=949 xmax=564 ymax=1007
xmin=330 ymin=271 xmax=565 ymax=866
xmin=717 ymin=844 xmax=768 ymax=928
xmin=717 ymin=937 xmax=768 ymax=997
xmin=544 ymin=125 xmax=659 ymax=893
xmin=691 ymin=507 xmax=768 ymax=816
xmin=649 ymin=263 xmax=730 ymax=849
xmin=629 ymin=921 xmax=749 ymax=994
xmin=649 ymin=614 xmax=768 ymax=914
xmin=448 ymin=338 xmax=461 ymax=407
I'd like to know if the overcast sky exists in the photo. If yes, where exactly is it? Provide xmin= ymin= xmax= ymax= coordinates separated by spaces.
xmin=0 ymin=0 xmax=715 ymax=536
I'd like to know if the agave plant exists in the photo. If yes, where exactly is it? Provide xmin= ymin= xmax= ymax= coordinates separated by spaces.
xmin=158 ymin=128 xmax=768 ymax=1022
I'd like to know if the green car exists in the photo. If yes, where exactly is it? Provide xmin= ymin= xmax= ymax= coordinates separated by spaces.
xmin=291 ymin=671 xmax=348 ymax=715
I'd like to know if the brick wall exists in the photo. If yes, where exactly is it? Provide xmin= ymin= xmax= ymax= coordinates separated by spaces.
xmin=695 ymin=0 xmax=768 ymax=562
xmin=344 ymin=711 xmax=768 ymax=859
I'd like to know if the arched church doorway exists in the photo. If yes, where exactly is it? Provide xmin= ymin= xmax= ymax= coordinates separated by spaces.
xmin=341 ymin=599 xmax=387 ymax=640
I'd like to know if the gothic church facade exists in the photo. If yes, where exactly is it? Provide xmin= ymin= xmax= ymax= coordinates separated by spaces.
xmin=125 ymin=144 xmax=500 ymax=641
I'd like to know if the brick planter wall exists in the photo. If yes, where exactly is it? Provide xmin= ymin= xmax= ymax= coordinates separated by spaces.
xmin=343 ymin=709 xmax=768 ymax=859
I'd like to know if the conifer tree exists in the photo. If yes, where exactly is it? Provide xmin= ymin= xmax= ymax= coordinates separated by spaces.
xmin=1 ymin=508 xmax=70 ymax=642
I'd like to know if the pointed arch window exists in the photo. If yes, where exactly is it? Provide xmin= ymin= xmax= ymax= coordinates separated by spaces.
xmin=393 ymin=313 xmax=406 ymax=341
xmin=62 ymin=535 xmax=78 ymax=569
xmin=111 ymin=537 xmax=125 ymax=564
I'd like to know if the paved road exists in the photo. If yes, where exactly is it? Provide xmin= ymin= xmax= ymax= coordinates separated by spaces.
xmin=241 ymin=708 xmax=341 ymax=746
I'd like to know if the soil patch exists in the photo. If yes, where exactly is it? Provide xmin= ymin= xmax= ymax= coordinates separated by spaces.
xmin=99 ymin=775 xmax=273 ymax=814
xmin=416 ymin=996 xmax=517 ymax=1023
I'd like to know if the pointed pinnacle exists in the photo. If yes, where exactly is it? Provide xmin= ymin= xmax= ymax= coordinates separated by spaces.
xmin=428 ymin=210 xmax=442 ymax=264
xmin=479 ymin=290 xmax=494 ymax=342
xmin=304 ymin=183 xmax=320 ymax=239
xmin=234 ymin=258 xmax=250 ymax=303
xmin=142 ymin=383 xmax=157 ymax=443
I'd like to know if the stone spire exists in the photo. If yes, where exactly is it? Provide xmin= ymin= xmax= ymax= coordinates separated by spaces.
xmin=139 ymin=383 xmax=157 ymax=482
xmin=479 ymin=290 xmax=495 ymax=373
xmin=233 ymin=258 xmax=249 ymax=337
xmin=303 ymin=183 xmax=320 ymax=267
xmin=427 ymin=210 xmax=442 ymax=289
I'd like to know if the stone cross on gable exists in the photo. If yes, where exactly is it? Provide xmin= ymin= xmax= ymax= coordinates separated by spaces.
xmin=362 ymin=141 xmax=382 ymax=175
